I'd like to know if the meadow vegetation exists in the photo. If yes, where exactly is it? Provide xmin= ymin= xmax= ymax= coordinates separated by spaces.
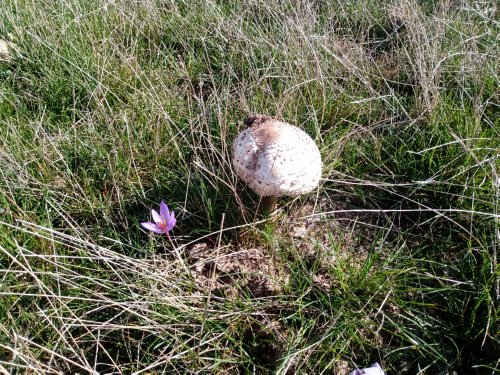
xmin=0 ymin=0 xmax=498 ymax=373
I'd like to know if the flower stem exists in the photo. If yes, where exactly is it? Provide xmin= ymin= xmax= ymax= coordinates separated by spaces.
xmin=166 ymin=232 xmax=188 ymax=274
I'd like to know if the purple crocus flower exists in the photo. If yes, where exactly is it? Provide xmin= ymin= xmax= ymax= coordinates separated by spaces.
xmin=349 ymin=362 xmax=385 ymax=375
xmin=141 ymin=200 xmax=176 ymax=235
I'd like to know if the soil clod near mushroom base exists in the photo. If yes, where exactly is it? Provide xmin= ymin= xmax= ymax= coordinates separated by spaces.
xmin=187 ymin=198 xmax=377 ymax=298
xmin=188 ymin=243 xmax=287 ymax=298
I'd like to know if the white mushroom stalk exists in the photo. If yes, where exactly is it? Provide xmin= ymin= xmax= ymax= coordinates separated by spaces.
xmin=232 ymin=115 xmax=322 ymax=215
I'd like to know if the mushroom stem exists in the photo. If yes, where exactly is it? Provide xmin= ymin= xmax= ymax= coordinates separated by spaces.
xmin=261 ymin=195 xmax=278 ymax=216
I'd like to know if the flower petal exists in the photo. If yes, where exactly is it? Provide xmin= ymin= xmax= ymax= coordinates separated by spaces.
xmin=151 ymin=209 xmax=161 ymax=224
xmin=141 ymin=222 xmax=164 ymax=234
xmin=349 ymin=363 xmax=385 ymax=375
xmin=159 ymin=200 xmax=170 ymax=221
xmin=166 ymin=211 xmax=176 ymax=231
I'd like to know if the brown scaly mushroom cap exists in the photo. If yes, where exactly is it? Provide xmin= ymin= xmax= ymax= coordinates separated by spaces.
xmin=232 ymin=115 xmax=322 ymax=197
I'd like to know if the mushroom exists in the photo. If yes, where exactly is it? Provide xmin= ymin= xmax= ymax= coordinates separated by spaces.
xmin=0 ymin=39 xmax=13 ymax=61
xmin=0 ymin=35 xmax=17 ymax=62
xmin=232 ymin=114 xmax=322 ymax=214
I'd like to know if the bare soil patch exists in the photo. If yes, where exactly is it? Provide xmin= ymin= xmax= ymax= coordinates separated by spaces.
xmin=187 ymin=196 xmax=377 ymax=298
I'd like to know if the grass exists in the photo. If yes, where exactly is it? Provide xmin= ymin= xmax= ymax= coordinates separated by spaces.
xmin=0 ymin=0 xmax=498 ymax=373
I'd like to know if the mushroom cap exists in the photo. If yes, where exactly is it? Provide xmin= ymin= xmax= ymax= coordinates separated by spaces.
xmin=232 ymin=115 xmax=322 ymax=197
xmin=0 ymin=39 xmax=12 ymax=60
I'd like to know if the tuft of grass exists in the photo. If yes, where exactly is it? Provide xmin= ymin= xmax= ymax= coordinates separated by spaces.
xmin=1 ymin=0 xmax=498 ymax=373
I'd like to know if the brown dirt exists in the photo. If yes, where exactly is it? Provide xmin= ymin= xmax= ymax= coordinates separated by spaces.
xmin=188 ymin=242 xmax=287 ymax=298
xmin=187 ymin=196 xmax=377 ymax=298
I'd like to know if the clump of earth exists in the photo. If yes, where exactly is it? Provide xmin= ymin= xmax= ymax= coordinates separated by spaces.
xmin=186 ymin=197 xmax=376 ymax=298
xmin=188 ymin=243 xmax=287 ymax=298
